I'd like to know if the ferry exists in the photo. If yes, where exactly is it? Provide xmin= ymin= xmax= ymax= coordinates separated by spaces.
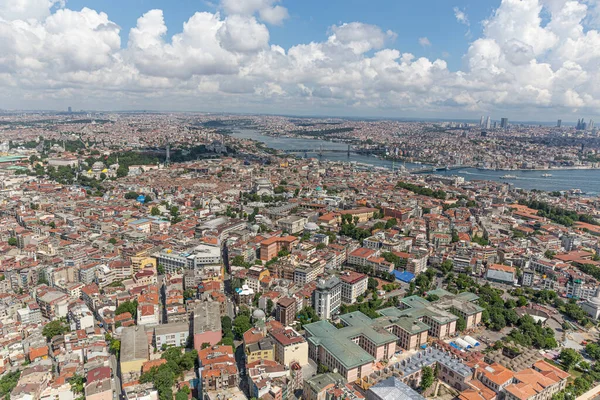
xmin=541 ymin=173 xmax=552 ymax=177
xmin=501 ymin=174 xmax=517 ymax=179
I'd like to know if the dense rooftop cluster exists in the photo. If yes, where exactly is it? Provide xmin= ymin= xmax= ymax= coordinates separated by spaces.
xmin=0 ymin=113 xmax=599 ymax=400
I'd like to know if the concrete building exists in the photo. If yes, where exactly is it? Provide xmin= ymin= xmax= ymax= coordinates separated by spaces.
xmin=270 ymin=327 xmax=309 ymax=367
xmin=304 ymin=373 xmax=361 ymax=400
xmin=305 ymin=312 xmax=398 ymax=381
xmin=486 ymin=264 xmax=516 ymax=285
xmin=276 ymin=297 xmax=297 ymax=327
xmin=312 ymin=276 xmax=342 ymax=320
xmin=566 ymin=278 xmax=596 ymax=300
xmin=391 ymin=347 xmax=473 ymax=391
xmin=155 ymin=244 xmax=221 ymax=275
xmin=16 ymin=304 xmax=42 ymax=325
xmin=504 ymin=361 xmax=569 ymax=400
xmin=339 ymin=270 xmax=368 ymax=304
xmin=522 ymin=269 xmax=535 ymax=287
xmin=246 ymin=266 xmax=270 ymax=292
xmin=366 ymin=377 xmax=425 ymax=400
xmin=192 ymin=302 xmax=222 ymax=352
xmin=277 ymin=215 xmax=308 ymax=234
xmin=154 ymin=322 xmax=190 ymax=349
xmin=260 ymin=236 xmax=299 ymax=261
xmin=120 ymin=326 xmax=149 ymax=382
xmin=378 ymin=289 xmax=482 ymax=339
xmin=582 ymin=287 xmax=600 ymax=320
xmin=245 ymin=337 xmax=275 ymax=364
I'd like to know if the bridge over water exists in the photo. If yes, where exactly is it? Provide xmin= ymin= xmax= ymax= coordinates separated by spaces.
xmin=281 ymin=144 xmax=387 ymax=156
xmin=410 ymin=165 xmax=465 ymax=174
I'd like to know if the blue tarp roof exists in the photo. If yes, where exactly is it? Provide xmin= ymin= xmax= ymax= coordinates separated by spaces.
xmin=394 ymin=270 xmax=415 ymax=283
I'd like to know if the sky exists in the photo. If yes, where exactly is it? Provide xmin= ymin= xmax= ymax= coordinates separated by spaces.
xmin=0 ymin=0 xmax=600 ymax=121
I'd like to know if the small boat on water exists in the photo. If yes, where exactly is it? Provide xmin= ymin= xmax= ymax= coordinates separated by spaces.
xmin=501 ymin=174 xmax=517 ymax=179
xmin=541 ymin=173 xmax=552 ymax=177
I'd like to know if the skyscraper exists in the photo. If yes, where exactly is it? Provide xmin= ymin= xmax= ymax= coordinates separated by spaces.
xmin=479 ymin=116 xmax=484 ymax=127
xmin=68 ymin=106 xmax=72 ymax=113
xmin=485 ymin=116 xmax=491 ymax=129
xmin=557 ymin=119 xmax=562 ymax=128
xmin=500 ymin=117 xmax=508 ymax=128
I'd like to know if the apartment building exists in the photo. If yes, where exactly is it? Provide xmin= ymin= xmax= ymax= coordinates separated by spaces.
xmin=312 ymin=276 xmax=342 ymax=320
xmin=154 ymin=322 xmax=190 ymax=349
xmin=276 ymin=215 xmax=307 ymax=234
xmin=270 ymin=327 xmax=309 ymax=367
xmin=260 ymin=236 xmax=299 ymax=261
xmin=276 ymin=297 xmax=297 ymax=327
xmin=339 ymin=270 xmax=368 ymax=304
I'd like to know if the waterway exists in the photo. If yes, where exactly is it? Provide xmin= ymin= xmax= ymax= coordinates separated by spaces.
xmin=230 ymin=128 xmax=600 ymax=194
xmin=231 ymin=128 xmax=421 ymax=169
xmin=427 ymin=168 xmax=600 ymax=195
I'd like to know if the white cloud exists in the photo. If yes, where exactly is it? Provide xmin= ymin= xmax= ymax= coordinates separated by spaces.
xmin=259 ymin=5 xmax=288 ymax=25
xmin=453 ymin=6 xmax=469 ymax=25
xmin=0 ymin=0 xmax=63 ymax=21
xmin=221 ymin=0 xmax=288 ymax=25
xmin=1 ymin=0 xmax=600 ymax=118
xmin=329 ymin=22 xmax=397 ymax=54
xmin=418 ymin=37 xmax=432 ymax=47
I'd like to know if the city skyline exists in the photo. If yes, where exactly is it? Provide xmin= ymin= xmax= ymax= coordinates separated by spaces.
xmin=1 ymin=0 xmax=600 ymax=119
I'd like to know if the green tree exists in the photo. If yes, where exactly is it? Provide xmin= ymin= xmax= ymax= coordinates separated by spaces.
xmin=109 ymin=339 xmax=121 ymax=355
xmin=183 ymin=289 xmax=196 ymax=300
xmin=221 ymin=316 xmax=232 ymax=332
xmin=0 ymin=371 xmax=21 ymax=398
xmin=115 ymin=300 xmax=138 ymax=320
xmin=108 ymin=238 xmax=117 ymax=245
xmin=585 ymin=343 xmax=600 ymax=360
xmin=440 ymin=259 xmax=453 ymax=274
xmin=124 ymin=191 xmax=138 ymax=199
xmin=367 ymin=277 xmax=378 ymax=291
xmin=8 ymin=237 xmax=17 ymax=246
xmin=69 ymin=374 xmax=85 ymax=394
xmin=317 ymin=363 xmax=330 ymax=374
xmin=559 ymin=348 xmax=582 ymax=370
xmin=456 ymin=316 xmax=467 ymax=332
xmin=151 ymin=206 xmax=161 ymax=216
xmin=157 ymin=264 xmax=165 ymax=275
xmin=42 ymin=320 xmax=69 ymax=340
xmin=267 ymin=299 xmax=274 ymax=315
xmin=175 ymin=391 xmax=189 ymax=400
xmin=385 ymin=218 xmax=398 ymax=229
xmin=420 ymin=366 xmax=434 ymax=391
xmin=233 ymin=314 xmax=252 ymax=339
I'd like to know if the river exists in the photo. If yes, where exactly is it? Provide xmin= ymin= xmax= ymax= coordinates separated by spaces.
xmin=230 ymin=128 xmax=600 ymax=194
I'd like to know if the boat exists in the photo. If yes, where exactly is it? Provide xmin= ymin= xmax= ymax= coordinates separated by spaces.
xmin=501 ymin=174 xmax=517 ymax=179
xmin=541 ymin=173 xmax=552 ymax=177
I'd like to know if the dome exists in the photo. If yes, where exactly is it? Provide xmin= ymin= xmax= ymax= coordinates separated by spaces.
xmin=304 ymin=222 xmax=319 ymax=231
xmin=252 ymin=309 xmax=266 ymax=320
xmin=589 ymin=287 xmax=600 ymax=305
xmin=251 ymin=224 xmax=260 ymax=232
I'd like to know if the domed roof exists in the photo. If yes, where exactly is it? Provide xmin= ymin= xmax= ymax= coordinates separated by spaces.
xmin=589 ymin=287 xmax=600 ymax=306
xmin=304 ymin=222 xmax=319 ymax=231
xmin=252 ymin=308 xmax=266 ymax=320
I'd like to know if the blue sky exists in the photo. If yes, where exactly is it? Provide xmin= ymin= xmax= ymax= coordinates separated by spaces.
xmin=65 ymin=0 xmax=492 ymax=71
xmin=1 ymin=0 xmax=600 ymax=120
